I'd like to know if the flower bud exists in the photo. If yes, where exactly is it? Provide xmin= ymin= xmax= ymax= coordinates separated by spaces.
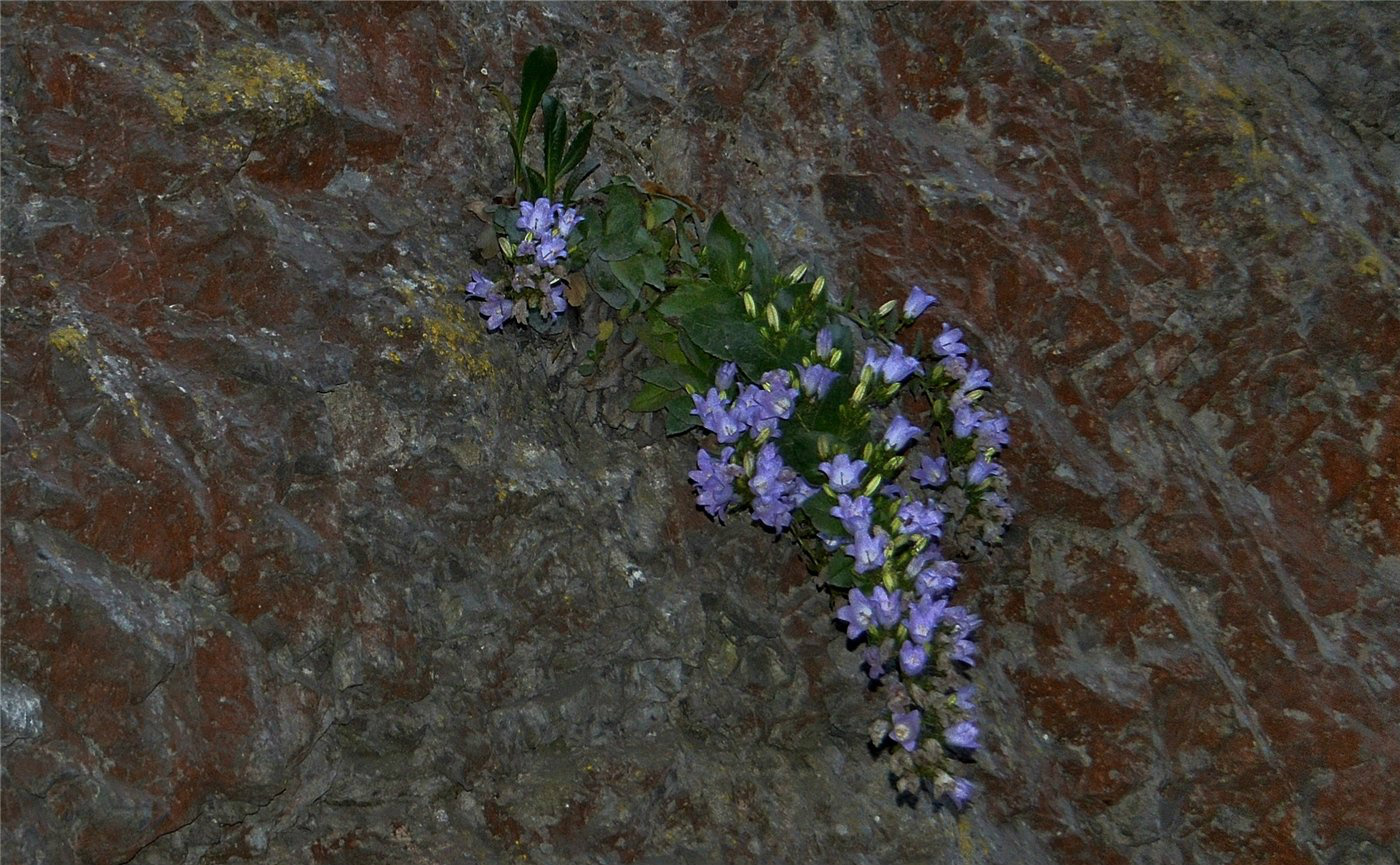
xmin=752 ymin=426 xmax=772 ymax=447
xmin=862 ymin=474 xmax=884 ymax=496
xmin=828 ymin=348 xmax=842 ymax=367
xmin=742 ymin=292 xmax=757 ymax=318
xmin=789 ymin=263 xmax=809 ymax=282
xmin=877 ymin=299 xmax=898 ymax=318
xmin=810 ymin=275 xmax=826 ymax=301
xmin=765 ymin=303 xmax=781 ymax=331
xmin=850 ymin=380 xmax=868 ymax=405
xmin=498 ymin=237 xmax=516 ymax=258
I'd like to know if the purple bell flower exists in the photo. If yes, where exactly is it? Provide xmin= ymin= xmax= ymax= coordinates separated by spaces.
xmin=898 ymin=640 xmax=928 ymax=677
xmin=465 ymin=270 xmax=495 ymax=300
xmin=517 ymin=197 xmax=555 ymax=236
xmin=903 ymin=284 xmax=937 ymax=319
xmin=882 ymin=415 xmax=922 ymax=451
xmin=953 ymin=404 xmax=982 ymax=438
xmin=819 ymin=453 xmax=867 ymax=493
xmin=830 ymin=494 xmax=874 ymax=536
xmin=835 ymin=588 xmax=876 ymax=640
xmin=933 ymin=323 xmax=968 ymax=357
xmin=904 ymin=595 xmax=947 ymax=644
xmin=870 ymin=585 xmax=903 ymax=629
xmin=715 ymin=361 xmax=738 ymax=391
xmin=691 ymin=388 xmax=743 ymax=443
xmin=862 ymin=644 xmax=887 ymax=680
xmin=845 ymin=527 xmax=889 ymax=575
xmin=554 ymin=206 xmax=583 ymax=237
xmin=878 ymin=344 xmax=922 ymax=383
xmin=948 ymin=777 xmax=976 ymax=809
xmin=967 ymin=454 xmax=1001 ymax=485
xmin=798 ymin=363 xmax=840 ymax=398
xmin=945 ymin=720 xmax=980 ymax=751
xmin=951 ymin=639 xmax=978 ymax=667
xmin=911 ymin=454 xmax=949 ymax=488
xmin=688 ymin=446 xmax=741 ymax=520
xmin=890 ymin=709 xmax=922 ymax=752
xmin=896 ymin=498 xmax=944 ymax=537
xmin=480 ymin=294 xmax=514 ymax=331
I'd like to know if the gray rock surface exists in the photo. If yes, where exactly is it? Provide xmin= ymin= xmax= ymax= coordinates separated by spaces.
xmin=3 ymin=4 xmax=1397 ymax=864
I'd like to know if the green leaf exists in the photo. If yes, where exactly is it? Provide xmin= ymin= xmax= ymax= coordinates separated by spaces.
xmin=587 ymin=257 xmax=637 ymax=310
xmin=541 ymin=94 xmax=567 ymax=193
xmin=561 ymin=118 xmax=594 ymax=178
xmin=562 ymin=161 xmax=600 ymax=202
xmin=664 ymin=394 xmax=699 ymax=435
xmin=704 ymin=211 xmax=747 ymax=288
xmin=629 ymin=381 xmax=680 ymax=413
xmin=598 ymin=185 xmax=648 ymax=259
xmin=680 ymin=304 xmax=781 ymax=376
xmin=611 ymin=254 xmax=664 ymax=296
xmin=799 ymin=490 xmax=845 ymax=536
xmin=599 ymin=225 xmax=656 ymax=261
xmin=776 ymin=427 xmax=828 ymax=479
xmin=645 ymin=197 xmax=679 ymax=229
xmin=524 ymin=165 xmax=546 ymax=200
xmin=749 ymin=231 xmax=777 ymax=295
xmin=516 ymin=46 xmax=557 ymax=149
xmin=820 ymin=553 xmax=856 ymax=589
xmin=654 ymin=280 xmax=735 ymax=318
xmin=638 ymin=317 xmax=691 ymax=367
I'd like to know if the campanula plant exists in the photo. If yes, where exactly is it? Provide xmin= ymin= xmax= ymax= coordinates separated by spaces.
xmin=463 ymin=46 xmax=1015 ymax=812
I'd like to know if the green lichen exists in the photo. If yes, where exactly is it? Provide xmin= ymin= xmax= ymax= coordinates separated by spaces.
xmin=144 ymin=44 xmax=326 ymax=130
xmin=47 ymin=325 xmax=87 ymax=356
xmin=388 ymin=273 xmax=497 ymax=381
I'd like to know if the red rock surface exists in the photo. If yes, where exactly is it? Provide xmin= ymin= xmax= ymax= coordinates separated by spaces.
xmin=3 ymin=4 xmax=1397 ymax=864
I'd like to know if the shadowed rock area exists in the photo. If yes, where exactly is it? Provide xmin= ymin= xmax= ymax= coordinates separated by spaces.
xmin=3 ymin=4 xmax=1397 ymax=864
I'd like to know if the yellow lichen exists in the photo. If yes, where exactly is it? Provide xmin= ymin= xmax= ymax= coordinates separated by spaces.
xmin=389 ymin=272 xmax=496 ymax=381
xmin=144 ymin=44 xmax=326 ymax=130
xmin=47 ymin=325 xmax=87 ymax=356
xmin=1355 ymin=254 xmax=1382 ymax=277
xmin=1031 ymin=44 xmax=1069 ymax=78
xmin=1300 ymin=209 xmax=1321 ymax=226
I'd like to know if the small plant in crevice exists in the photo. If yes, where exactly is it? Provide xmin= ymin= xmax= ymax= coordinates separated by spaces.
xmin=461 ymin=46 xmax=1014 ymax=811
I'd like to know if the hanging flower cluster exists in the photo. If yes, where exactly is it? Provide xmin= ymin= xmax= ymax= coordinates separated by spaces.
xmin=683 ymin=285 xmax=1012 ymax=808
xmin=466 ymin=197 xmax=582 ymax=330
xmin=464 ymin=44 xmax=1016 ymax=814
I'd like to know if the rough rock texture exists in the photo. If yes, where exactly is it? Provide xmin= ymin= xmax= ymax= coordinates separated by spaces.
xmin=3 ymin=4 xmax=1397 ymax=864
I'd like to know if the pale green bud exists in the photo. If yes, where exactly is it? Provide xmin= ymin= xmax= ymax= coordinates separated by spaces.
xmin=862 ymin=474 xmax=884 ymax=496
xmin=828 ymin=348 xmax=843 ymax=367
xmin=810 ymin=276 xmax=826 ymax=301
xmin=850 ymin=380 xmax=868 ymax=405
xmin=789 ymin=263 xmax=809 ymax=282
xmin=877 ymin=299 xmax=898 ymax=318
xmin=765 ymin=303 xmax=781 ymax=331
xmin=498 ymin=237 xmax=516 ymax=258
xmin=752 ymin=426 xmax=772 ymax=448
xmin=742 ymin=292 xmax=757 ymax=318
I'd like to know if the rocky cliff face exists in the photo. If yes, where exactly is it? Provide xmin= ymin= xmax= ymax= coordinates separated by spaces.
xmin=3 ymin=4 xmax=1397 ymax=864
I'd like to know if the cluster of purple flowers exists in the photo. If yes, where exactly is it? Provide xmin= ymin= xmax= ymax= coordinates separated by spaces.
xmin=465 ymin=197 xmax=583 ymax=330
xmin=683 ymin=283 xmax=1012 ymax=810
xmin=687 ymin=363 xmax=818 ymax=531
